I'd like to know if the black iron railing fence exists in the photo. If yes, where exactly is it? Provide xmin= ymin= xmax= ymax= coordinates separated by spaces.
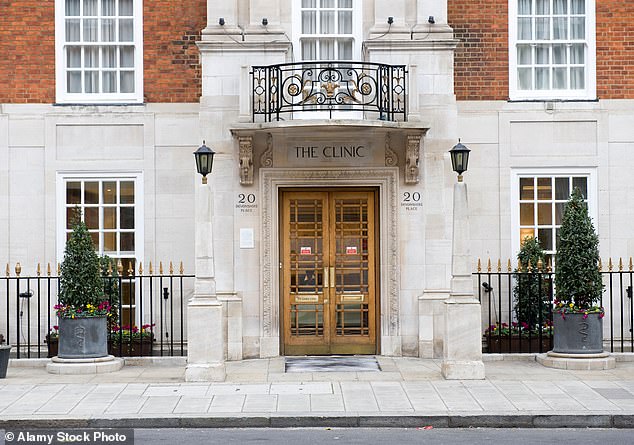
xmin=1 ymin=262 xmax=193 ymax=359
xmin=475 ymin=258 xmax=634 ymax=354
xmin=251 ymin=61 xmax=407 ymax=121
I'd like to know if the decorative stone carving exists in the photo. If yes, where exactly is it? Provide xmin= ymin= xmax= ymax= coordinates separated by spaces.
xmin=260 ymin=168 xmax=400 ymax=339
xmin=260 ymin=133 xmax=273 ymax=168
xmin=405 ymin=134 xmax=421 ymax=184
xmin=239 ymin=136 xmax=254 ymax=185
xmin=385 ymin=133 xmax=398 ymax=167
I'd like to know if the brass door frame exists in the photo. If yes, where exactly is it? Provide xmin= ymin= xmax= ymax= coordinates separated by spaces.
xmin=280 ymin=188 xmax=380 ymax=355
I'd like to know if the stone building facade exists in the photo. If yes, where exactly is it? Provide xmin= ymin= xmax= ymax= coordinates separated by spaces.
xmin=1 ymin=0 xmax=633 ymax=361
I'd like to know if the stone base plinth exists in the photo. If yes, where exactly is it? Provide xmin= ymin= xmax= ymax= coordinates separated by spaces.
xmin=441 ymin=360 xmax=486 ymax=380
xmin=46 ymin=355 xmax=124 ymax=374
xmin=185 ymin=363 xmax=226 ymax=382
xmin=537 ymin=351 xmax=616 ymax=370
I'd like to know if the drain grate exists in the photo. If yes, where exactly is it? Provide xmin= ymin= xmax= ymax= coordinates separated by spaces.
xmin=285 ymin=356 xmax=381 ymax=373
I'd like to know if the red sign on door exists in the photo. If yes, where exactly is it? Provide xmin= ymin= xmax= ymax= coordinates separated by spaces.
xmin=300 ymin=246 xmax=312 ymax=255
xmin=346 ymin=246 xmax=358 ymax=255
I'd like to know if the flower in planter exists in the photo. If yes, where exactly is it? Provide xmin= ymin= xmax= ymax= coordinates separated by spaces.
xmin=484 ymin=321 xmax=553 ymax=338
xmin=109 ymin=324 xmax=155 ymax=344
xmin=46 ymin=326 xmax=59 ymax=341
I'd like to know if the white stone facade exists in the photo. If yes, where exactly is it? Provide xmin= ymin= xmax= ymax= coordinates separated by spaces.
xmin=1 ymin=0 xmax=633 ymax=362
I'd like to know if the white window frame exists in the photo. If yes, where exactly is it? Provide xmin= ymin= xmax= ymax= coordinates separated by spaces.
xmin=55 ymin=0 xmax=144 ymax=104
xmin=292 ymin=0 xmax=362 ymax=62
xmin=56 ymin=171 xmax=144 ymax=266
xmin=509 ymin=0 xmax=596 ymax=101
xmin=510 ymin=168 xmax=597 ymax=264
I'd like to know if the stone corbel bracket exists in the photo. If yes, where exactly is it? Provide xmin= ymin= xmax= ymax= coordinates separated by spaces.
xmin=238 ymin=135 xmax=254 ymax=185
xmin=405 ymin=134 xmax=422 ymax=184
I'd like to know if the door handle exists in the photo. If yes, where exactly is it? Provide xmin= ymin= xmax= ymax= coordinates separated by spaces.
xmin=330 ymin=267 xmax=335 ymax=288
xmin=323 ymin=267 xmax=329 ymax=288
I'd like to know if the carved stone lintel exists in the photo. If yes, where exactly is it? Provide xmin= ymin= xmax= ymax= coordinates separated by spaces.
xmin=385 ymin=133 xmax=398 ymax=167
xmin=239 ymin=136 xmax=254 ymax=185
xmin=405 ymin=134 xmax=421 ymax=184
xmin=260 ymin=133 xmax=273 ymax=168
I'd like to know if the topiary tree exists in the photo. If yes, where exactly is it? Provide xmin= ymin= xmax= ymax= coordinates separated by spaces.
xmin=58 ymin=218 xmax=105 ymax=314
xmin=555 ymin=187 xmax=603 ymax=311
xmin=514 ymin=236 xmax=550 ymax=328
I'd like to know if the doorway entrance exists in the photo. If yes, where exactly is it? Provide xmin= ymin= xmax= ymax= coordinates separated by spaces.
xmin=281 ymin=189 xmax=378 ymax=355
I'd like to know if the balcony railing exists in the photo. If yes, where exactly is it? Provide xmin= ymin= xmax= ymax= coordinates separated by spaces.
xmin=251 ymin=61 xmax=407 ymax=122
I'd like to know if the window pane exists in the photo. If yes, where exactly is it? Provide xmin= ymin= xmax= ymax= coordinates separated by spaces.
xmin=536 ymin=0 xmax=549 ymax=15
xmin=102 ymin=0 xmax=115 ymax=15
xmin=302 ymin=11 xmax=316 ymax=34
xmin=520 ymin=228 xmax=535 ymax=242
xmin=535 ymin=18 xmax=550 ymax=40
xmin=320 ymin=11 xmax=335 ymax=33
xmin=120 ymin=207 xmax=135 ymax=229
xmin=570 ymin=44 xmax=584 ymax=63
xmin=301 ymin=40 xmax=317 ymax=60
xmin=321 ymin=0 xmax=335 ymax=7
xmin=85 ymin=47 xmax=99 ymax=67
xmin=520 ymin=203 xmax=534 ymax=225
xmin=339 ymin=39 xmax=352 ymax=60
xmin=120 ymin=47 xmax=134 ymax=67
xmin=102 ymin=72 xmax=116 ymax=93
xmin=538 ymin=203 xmax=552 ymax=225
xmin=552 ymin=44 xmax=566 ymax=64
xmin=553 ymin=17 xmax=567 ymax=40
xmin=120 ymin=71 xmax=134 ymax=93
xmin=83 ymin=0 xmax=97 ymax=15
xmin=67 ymin=182 xmax=81 ymax=204
xmin=338 ymin=11 xmax=352 ymax=34
xmin=518 ymin=68 xmax=532 ymax=90
xmin=66 ymin=0 xmax=80 ymax=16
xmin=571 ymin=67 xmax=584 ymax=89
xmin=303 ymin=0 xmax=316 ymax=6
xmin=85 ymin=207 xmax=99 ymax=229
xmin=90 ymin=232 xmax=99 ymax=248
xmin=518 ymin=44 xmax=532 ymax=65
xmin=518 ymin=0 xmax=531 ymax=15
xmin=120 ymin=233 xmax=135 ymax=252
xmin=104 ymin=207 xmax=116 ymax=229
xmin=518 ymin=18 xmax=532 ymax=40
xmin=84 ymin=181 xmax=99 ymax=204
xmin=520 ymin=177 xmax=534 ymax=200
xmin=102 ymin=181 xmax=116 ymax=203
xmin=119 ymin=0 xmax=133 ymax=16
xmin=102 ymin=18 xmax=116 ymax=42
xmin=555 ymin=177 xmax=570 ymax=199
xmin=537 ymin=177 xmax=552 ymax=200
xmin=104 ymin=232 xmax=116 ymax=253
xmin=555 ymin=202 xmax=565 ymax=224
xmin=571 ymin=0 xmax=585 ymax=14
xmin=67 ymin=47 xmax=81 ymax=68
xmin=66 ymin=208 xmax=78 ymax=229
xmin=84 ymin=18 xmax=98 ymax=42
xmin=571 ymin=17 xmax=585 ymax=39
xmin=535 ymin=68 xmax=549 ymax=89
xmin=67 ymin=72 xmax=82 ymax=93
xmin=572 ymin=177 xmax=588 ymax=198
xmin=535 ymin=45 xmax=549 ymax=64
xmin=554 ymin=0 xmax=567 ymax=14
xmin=537 ymin=228 xmax=553 ymax=250
xmin=553 ymin=68 xmax=567 ymax=89
xmin=119 ymin=19 xmax=134 ymax=41
xmin=338 ymin=0 xmax=352 ymax=7
xmin=120 ymin=181 xmax=134 ymax=204
xmin=103 ymin=46 xmax=117 ymax=67
xmin=320 ymin=39 xmax=335 ymax=59
xmin=85 ymin=71 xmax=99 ymax=93
xmin=66 ymin=19 xmax=80 ymax=41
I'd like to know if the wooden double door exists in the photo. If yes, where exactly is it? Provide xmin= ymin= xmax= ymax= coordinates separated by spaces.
xmin=281 ymin=189 xmax=378 ymax=355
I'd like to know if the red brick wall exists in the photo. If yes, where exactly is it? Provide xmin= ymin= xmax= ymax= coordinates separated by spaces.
xmin=449 ymin=0 xmax=509 ymax=101
xmin=0 ymin=0 xmax=206 ymax=103
xmin=0 ymin=1 xmax=56 ymax=103
xmin=596 ymin=2 xmax=634 ymax=99
xmin=449 ymin=0 xmax=634 ymax=101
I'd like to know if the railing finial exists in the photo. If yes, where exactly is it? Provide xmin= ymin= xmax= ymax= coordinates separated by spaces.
xmin=497 ymin=259 xmax=501 ymax=272
xmin=149 ymin=261 xmax=154 ymax=275
xmin=630 ymin=257 xmax=633 ymax=272
xmin=609 ymin=257 xmax=613 ymax=271
xmin=139 ymin=261 xmax=143 ymax=275
xmin=15 ymin=262 xmax=21 ymax=277
xmin=47 ymin=262 xmax=51 ymax=277
xmin=180 ymin=261 xmax=184 ymax=274
xmin=477 ymin=258 xmax=481 ymax=272
xmin=159 ymin=261 xmax=164 ymax=275
xmin=537 ymin=258 xmax=543 ymax=272
xmin=117 ymin=259 xmax=123 ymax=276
xmin=487 ymin=258 xmax=491 ymax=273
xmin=598 ymin=258 xmax=603 ymax=271
xmin=127 ymin=260 xmax=134 ymax=276
xmin=169 ymin=261 xmax=174 ymax=275
xmin=619 ymin=257 xmax=623 ymax=272
xmin=37 ymin=263 xmax=41 ymax=277
xmin=507 ymin=259 xmax=512 ymax=272
xmin=527 ymin=259 xmax=532 ymax=273
xmin=5 ymin=263 xmax=9 ymax=277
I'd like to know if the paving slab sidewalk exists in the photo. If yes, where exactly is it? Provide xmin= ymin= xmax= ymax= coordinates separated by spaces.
xmin=1 ymin=356 xmax=634 ymax=428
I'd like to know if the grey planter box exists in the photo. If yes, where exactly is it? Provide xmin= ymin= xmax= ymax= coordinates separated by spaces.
xmin=0 ymin=345 xmax=11 ymax=378
xmin=553 ymin=312 xmax=603 ymax=354
xmin=58 ymin=316 xmax=108 ymax=359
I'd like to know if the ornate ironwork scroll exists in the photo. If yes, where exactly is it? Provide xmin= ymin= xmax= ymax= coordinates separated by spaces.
xmin=252 ymin=61 xmax=407 ymax=122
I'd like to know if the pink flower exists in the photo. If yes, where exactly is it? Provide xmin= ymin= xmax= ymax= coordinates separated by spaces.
xmin=583 ymin=314 xmax=588 ymax=319
xmin=53 ymin=325 xmax=59 ymax=330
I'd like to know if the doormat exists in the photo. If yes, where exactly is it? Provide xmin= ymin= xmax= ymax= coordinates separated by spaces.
xmin=285 ymin=356 xmax=381 ymax=373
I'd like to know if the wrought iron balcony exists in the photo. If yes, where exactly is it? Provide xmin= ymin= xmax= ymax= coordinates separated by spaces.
xmin=251 ymin=61 xmax=407 ymax=122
